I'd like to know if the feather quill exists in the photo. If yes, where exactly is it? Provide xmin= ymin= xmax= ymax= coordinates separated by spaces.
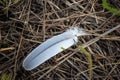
xmin=23 ymin=27 xmax=88 ymax=70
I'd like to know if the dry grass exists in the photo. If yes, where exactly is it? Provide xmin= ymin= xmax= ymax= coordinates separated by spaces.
xmin=0 ymin=0 xmax=120 ymax=80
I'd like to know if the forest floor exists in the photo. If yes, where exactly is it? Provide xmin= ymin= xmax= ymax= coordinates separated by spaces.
xmin=0 ymin=0 xmax=120 ymax=80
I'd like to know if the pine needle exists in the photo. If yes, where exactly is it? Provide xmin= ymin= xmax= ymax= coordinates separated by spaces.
xmin=0 ymin=47 xmax=15 ymax=52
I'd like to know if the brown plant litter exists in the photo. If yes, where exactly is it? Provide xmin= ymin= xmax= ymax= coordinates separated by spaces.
xmin=0 ymin=0 xmax=120 ymax=80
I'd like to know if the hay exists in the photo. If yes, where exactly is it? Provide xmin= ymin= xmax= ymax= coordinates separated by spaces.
xmin=0 ymin=0 xmax=120 ymax=80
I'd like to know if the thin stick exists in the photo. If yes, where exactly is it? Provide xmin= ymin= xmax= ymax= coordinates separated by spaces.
xmin=82 ymin=25 xmax=120 ymax=48
xmin=0 ymin=47 xmax=15 ymax=52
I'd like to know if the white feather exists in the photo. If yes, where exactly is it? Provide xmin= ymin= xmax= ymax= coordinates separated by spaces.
xmin=23 ymin=27 xmax=88 ymax=70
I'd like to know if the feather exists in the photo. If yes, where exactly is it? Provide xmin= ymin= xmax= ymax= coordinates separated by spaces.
xmin=23 ymin=27 xmax=88 ymax=70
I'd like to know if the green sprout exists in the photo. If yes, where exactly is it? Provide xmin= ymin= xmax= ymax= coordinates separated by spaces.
xmin=102 ymin=0 xmax=120 ymax=16
xmin=78 ymin=45 xmax=93 ymax=79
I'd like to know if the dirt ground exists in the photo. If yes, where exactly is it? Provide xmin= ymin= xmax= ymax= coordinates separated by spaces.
xmin=0 ymin=0 xmax=120 ymax=80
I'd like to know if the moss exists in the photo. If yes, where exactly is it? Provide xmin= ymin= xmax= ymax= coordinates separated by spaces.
xmin=0 ymin=73 xmax=12 ymax=80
